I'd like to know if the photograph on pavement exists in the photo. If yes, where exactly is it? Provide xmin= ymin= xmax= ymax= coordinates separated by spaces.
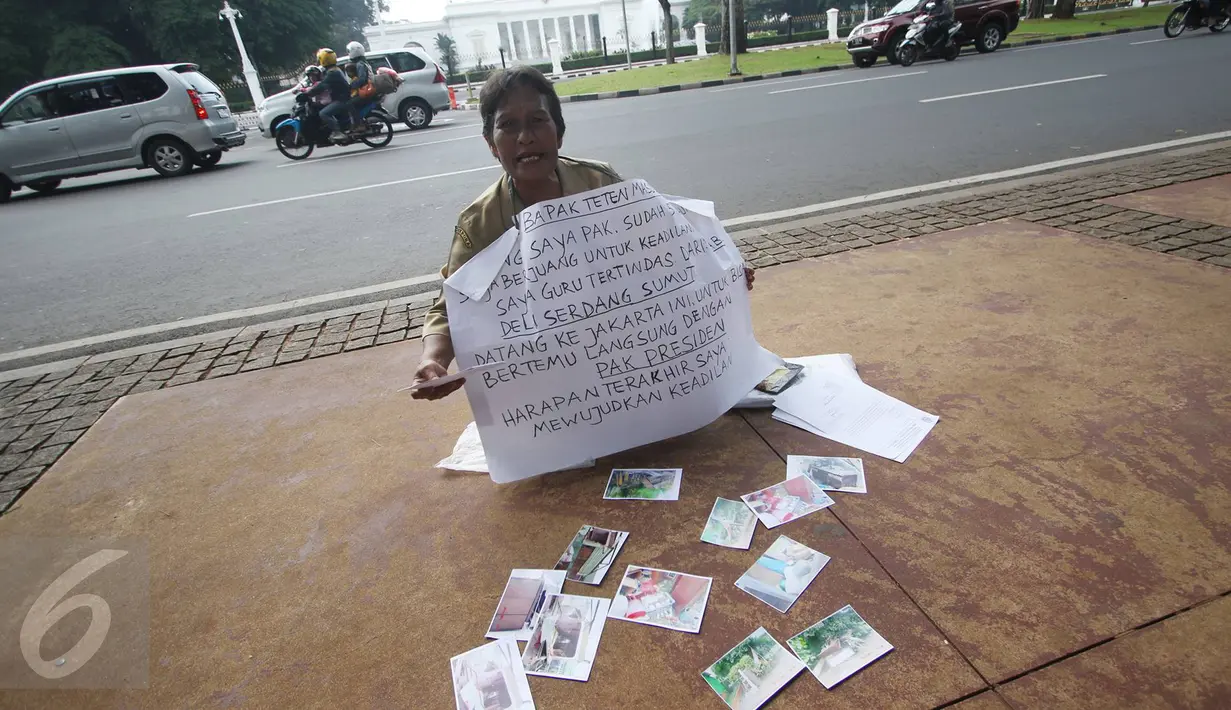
xmin=740 ymin=477 xmax=836 ymax=529
xmin=735 ymin=536 xmax=831 ymax=613
xmin=787 ymin=605 xmax=894 ymax=689
xmin=450 ymin=638 xmax=536 ymax=710
xmin=787 ymin=456 xmax=867 ymax=494
xmin=485 ymin=569 xmax=567 ymax=642
xmin=553 ymin=524 xmax=629 ymax=585
xmin=701 ymin=627 xmax=805 ymax=710
xmin=520 ymin=593 xmax=610 ymax=682
xmin=755 ymin=363 xmax=805 ymax=394
xmin=701 ymin=497 xmax=759 ymax=549
xmin=603 ymin=468 xmax=683 ymax=501
xmin=607 ymin=565 xmax=712 ymax=633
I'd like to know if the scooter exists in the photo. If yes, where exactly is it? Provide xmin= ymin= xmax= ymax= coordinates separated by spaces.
xmin=896 ymin=10 xmax=961 ymax=67
xmin=1163 ymin=0 xmax=1230 ymax=37
xmin=274 ymin=94 xmax=395 ymax=161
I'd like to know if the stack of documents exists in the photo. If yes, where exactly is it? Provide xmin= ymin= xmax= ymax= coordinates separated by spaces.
xmin=746 ymin=354 xmax=939 ymax=464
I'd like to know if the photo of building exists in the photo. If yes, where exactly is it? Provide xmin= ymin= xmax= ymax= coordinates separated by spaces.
xmin=366 ymin=0 xmax=693 ymax=67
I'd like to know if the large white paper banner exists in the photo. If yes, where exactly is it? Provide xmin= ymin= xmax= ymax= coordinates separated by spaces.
xmin=444 ymin=179 xmax=779 ymax=483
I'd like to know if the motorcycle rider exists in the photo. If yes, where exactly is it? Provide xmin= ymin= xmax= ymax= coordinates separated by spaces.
xmin=920 ymin=0 xmax=956 ymax=50
xmin=294 ymin=65 xmax=330 ymax=106
xmin=344 ymin=41 xmax=375 ymax=135
xmin=305 ymin=48 xmax=352 ymax=143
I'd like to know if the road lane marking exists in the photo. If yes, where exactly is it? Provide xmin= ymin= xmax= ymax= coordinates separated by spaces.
xmin=709 ymin=73 xmax=851 ymax=93
xmin=723 ymin=129 xmax=1231 ymax=227
xmin=19 ymin=129 xmax=1231 ymax=368
xmin=276 ymin=134 xmax=480 ymax=168
xmin=768 ymin=70 xmax=928 ymax=95
xmin=1010 ymin=37 xmax=1110 ymax=52
xmin=187 ymin=164 xmax=501 ymax=217
xmin=1131 ymin=38 xmax=1170 ymax=45
xmin=919 ymin=74 xmax=1106 ymax=103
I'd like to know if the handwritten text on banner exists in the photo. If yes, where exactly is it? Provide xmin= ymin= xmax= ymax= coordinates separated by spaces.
xmin=444 ymin=180 xmax=778 ymax=483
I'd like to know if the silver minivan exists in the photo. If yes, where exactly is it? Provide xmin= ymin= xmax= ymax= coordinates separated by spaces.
xmin=0 ymin=63 xmax=246 ymax=203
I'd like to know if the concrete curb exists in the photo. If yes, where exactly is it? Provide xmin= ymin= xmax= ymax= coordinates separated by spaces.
xmin=557 ymin=25 xmax=1161 ymax=104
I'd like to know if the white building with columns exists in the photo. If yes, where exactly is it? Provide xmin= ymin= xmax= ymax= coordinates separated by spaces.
xmin=365 ymin=0 xmax=690 ymax=68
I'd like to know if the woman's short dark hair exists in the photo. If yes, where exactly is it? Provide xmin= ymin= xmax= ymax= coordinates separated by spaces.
xmin=479 ymin=65 xmax=566 ymax=142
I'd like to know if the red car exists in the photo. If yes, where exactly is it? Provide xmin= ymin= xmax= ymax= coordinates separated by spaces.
xmin=846 ymin=0 xmax=1020 ymax=67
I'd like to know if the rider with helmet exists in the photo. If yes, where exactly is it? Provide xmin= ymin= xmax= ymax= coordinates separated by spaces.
xmin=921 ymin=0 xmax=956 ymax=50
xmin=344 ymin=41 xmax=375 ymax=134
xmin=295 ymin=65 xmax=330 ymax=106
xmin=305 ymin=48 xmax=352 ymax=143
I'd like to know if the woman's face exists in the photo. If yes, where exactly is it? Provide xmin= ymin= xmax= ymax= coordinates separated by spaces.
xmin=487 ymin=84 xmax=561 ymax=184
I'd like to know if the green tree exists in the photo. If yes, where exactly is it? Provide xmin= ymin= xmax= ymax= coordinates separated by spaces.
xmin=657 ymin=1 xmax=676 ymax=63
xmin=1052 ymin=0 xmax=1078 ymax=18
xmin=0 ymin=0 xmax=366 ymax=102
xmin=331 ymin=0 xmax=390 ymax=47
xmin=435 ymin=33 xmax=459 ymax=77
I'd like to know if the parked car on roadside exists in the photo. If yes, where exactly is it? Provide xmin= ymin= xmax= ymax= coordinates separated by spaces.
xmin=846 ymin=0 xmax=1019 ymax=67
xmin=257 ymin=45 xmax=450 ymax=138
xmin=0 ymin=63 xmax=245 ymax=203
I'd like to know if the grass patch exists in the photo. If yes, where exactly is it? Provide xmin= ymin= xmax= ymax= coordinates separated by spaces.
xmin=1016 ymin=5 xmax=1174 ymax=36
xmin=554 ymin=44 xmax=850 ymax=96
xmin=553 ymin=6 xmax=1171 ymax=96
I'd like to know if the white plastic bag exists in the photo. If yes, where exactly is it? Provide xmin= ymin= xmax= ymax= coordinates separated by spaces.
xmin=435 ymin=422 xmax=595 ymax=473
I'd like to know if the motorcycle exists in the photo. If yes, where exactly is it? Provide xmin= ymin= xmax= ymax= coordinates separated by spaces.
xmin=896 ymin=10 xmax=961 ymax=67
xmin=275 ymin=93 xmax=395 ymax=161
xmin=1164 ymin=0 xmax=1230 ymax=37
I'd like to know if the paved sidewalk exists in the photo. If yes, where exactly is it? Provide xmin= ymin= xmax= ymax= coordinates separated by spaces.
xmin=1 ymin=145 xmax=1230 ymax=514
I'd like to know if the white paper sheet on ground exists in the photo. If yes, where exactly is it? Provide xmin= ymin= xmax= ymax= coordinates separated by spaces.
xmin=435 ymin=422 xmax=594 ymax=473
xmin=734 ymin=353 xmax=862 ymax=409
xmin=398 ymin=362 xmax=505 ymax=392
xmin=773 ymin=374 xmax=939 ymax=463
xmin=444 ymin=179 xmax=780 ymax=483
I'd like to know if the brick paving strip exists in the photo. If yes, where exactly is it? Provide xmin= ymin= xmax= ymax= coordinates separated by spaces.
xmin=2 ymin=147 xmax=1230 ymax=514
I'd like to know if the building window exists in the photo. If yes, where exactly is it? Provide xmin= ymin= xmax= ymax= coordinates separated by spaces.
xmin=511 ymin=20 xmax=526 ymax=59
xmin=573 ymin=15 xmax=588 ymax=52
xmin=558 ymin=17 xmax=574 ymax=54
xmin=543 ymin=18 xmax=556 ymax=44
xmin=497 ymin=22 xmax=511 ymax=56
xmin=527 ymin=19 xmax=544 ymax=58
xmin=469 ymin=31 xmax=486 ymax=60
xmin=589 ymin=14 xmax=601 ymax=47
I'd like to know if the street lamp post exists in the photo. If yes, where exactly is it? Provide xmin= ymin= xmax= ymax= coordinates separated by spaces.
xmin=621 ymin=0 xmax=632 ymax=69
xmin=219 ymin=1 xmax=265 ymax=105
xmin=728 ymin=0 xmax=740 ymax=75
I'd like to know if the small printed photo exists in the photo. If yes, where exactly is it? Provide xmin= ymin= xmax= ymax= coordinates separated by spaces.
xmin=755 ymin=363 xmax=805 ymax=394
xmin=701 ymin=627 xmax=805 ymax=710
xmin=486 ymin=569 xmax=567 ymax=642
xmin=608 ymin=565 xmax=712 ymax=634
xmin=520 ymin=593 xmax=610 ymax=682
xmin=740 ymin=476 xmax=835 ymax=529
xmin=787 ymin=605 xmax=894 ymax=689
xmin=735 ymin=536 xmax=830 ymax=613
xmin=553 ymin=524 xmax=629 ymax=585
xmin=604 ymin=468 xmax=683 ymax=501
xmin=786 ymin=455 xmax=867 ymax=494
xmin=450 ymin=638 xmax=536 ymax=710
xmin=701 ymin=498 xmax=758 ymax=549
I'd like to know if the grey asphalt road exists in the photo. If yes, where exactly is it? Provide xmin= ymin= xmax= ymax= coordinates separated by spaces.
xmin=2 ymin=28 xmax=1230 ymax=353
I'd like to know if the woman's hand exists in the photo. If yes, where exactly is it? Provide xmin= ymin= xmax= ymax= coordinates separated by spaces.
xmin=745 ymin=264 xmax=756 ymax=291
xmin=410 ymin=359 xmax=464 ymax=400
xmin=411 ymin=333 xmax=462 ymax=401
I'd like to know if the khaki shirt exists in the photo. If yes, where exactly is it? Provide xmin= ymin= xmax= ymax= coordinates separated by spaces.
xmin=423 ymin=155 xmax=623 ymax=339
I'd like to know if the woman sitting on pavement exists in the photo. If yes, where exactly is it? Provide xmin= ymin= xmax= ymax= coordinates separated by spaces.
xmin=411 ymin=65 xmax=755 ymax=399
